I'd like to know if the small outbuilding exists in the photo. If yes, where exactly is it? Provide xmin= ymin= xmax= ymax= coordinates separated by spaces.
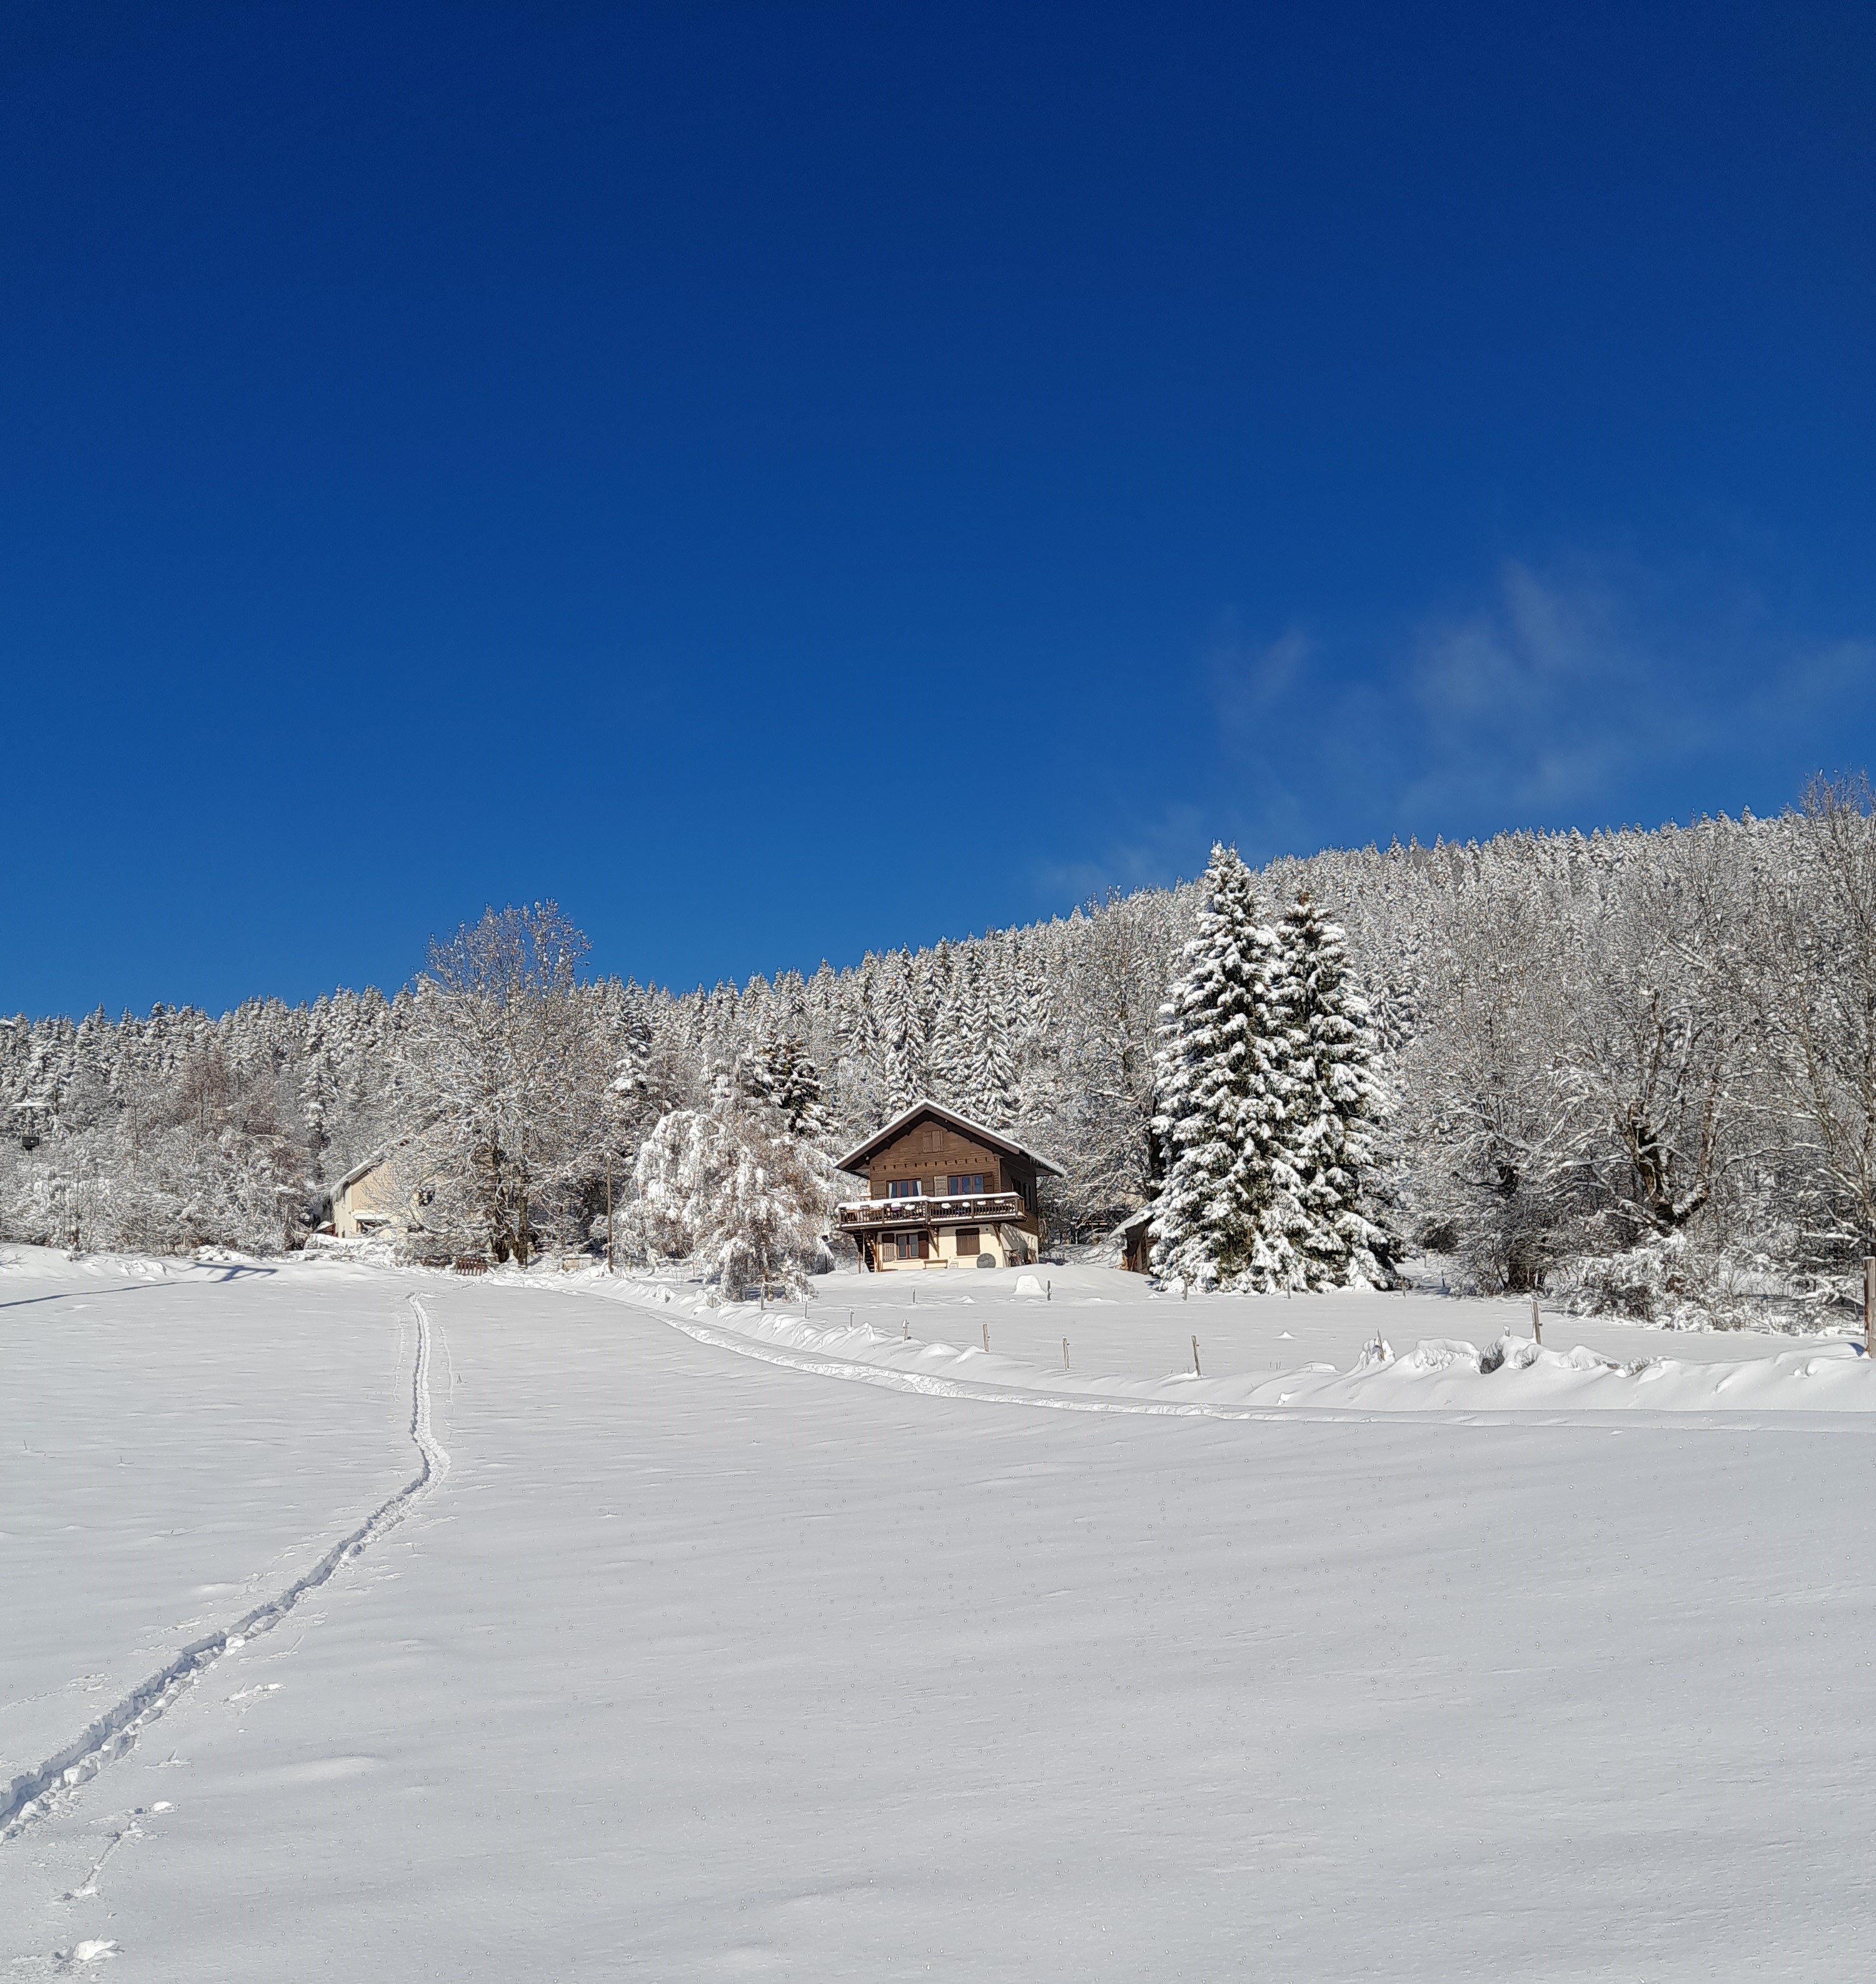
xmin=1113 ymin=1204 xmax=1156 ymax=1274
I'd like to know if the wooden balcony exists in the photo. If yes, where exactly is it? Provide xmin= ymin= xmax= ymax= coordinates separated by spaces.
xmin=836 ymin=1192 xmax=1025 ymax=1233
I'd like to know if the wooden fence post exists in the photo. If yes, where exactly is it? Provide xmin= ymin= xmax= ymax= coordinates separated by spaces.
xmin=1191 ymin=1334 xmax=1201 ymax=1377
xmin=1062 ymin=1337 xmax=1070 ymax=1371
xmin=1531 ymin=1292 xmax=1541 ymax=1346
xmin=1865 ymin=1256 xmax=1874 ymax=1358
xmin=982 ymin=1323 xmax=990 ymax=1353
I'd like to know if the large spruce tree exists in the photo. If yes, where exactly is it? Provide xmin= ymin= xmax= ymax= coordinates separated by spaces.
xmin=1269 ymin=891 xmax=1391 ymax=1287
xmin=1150 ymin=844 xmax=1287 ymax=1287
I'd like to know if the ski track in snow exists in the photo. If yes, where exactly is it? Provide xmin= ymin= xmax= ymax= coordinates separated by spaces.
xmin=0 ymin=1293 xmax=449 ymax=1841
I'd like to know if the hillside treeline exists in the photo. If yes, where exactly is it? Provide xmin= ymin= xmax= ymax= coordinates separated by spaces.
xmin=4 ymin=778 xmax=1873 ymax=1325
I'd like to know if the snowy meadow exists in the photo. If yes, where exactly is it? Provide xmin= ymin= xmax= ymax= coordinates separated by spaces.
xmin=5 ymin=1247 xmax=1875 ymax=1979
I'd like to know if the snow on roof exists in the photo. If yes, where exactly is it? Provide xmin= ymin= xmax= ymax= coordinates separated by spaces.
xmin=834 ymin=1097 xmax=1065 ymax=1178
xmin=1111 ymin=1206 xmax=1155 ymax=1238
xmin=333 ymin=1152 xmax=388 ymax=1196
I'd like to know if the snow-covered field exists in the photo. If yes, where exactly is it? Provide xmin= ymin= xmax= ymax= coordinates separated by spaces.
xmin=6 ymin=1248 xmax=1875 ymax=1978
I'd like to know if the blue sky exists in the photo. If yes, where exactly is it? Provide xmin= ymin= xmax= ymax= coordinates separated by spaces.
xmin=4 ymin=2 xmax=1871 ymax=1018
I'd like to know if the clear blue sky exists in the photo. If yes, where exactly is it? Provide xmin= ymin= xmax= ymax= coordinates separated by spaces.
xmin=4 ymin=3 xmax=1871 ymax=1019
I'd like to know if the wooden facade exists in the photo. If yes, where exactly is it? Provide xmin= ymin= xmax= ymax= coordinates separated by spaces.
xmin=834 ymin=1099 xmax=1064 ymax=1272
xmin=1114 ymin=1205 xmax=1155 ymax=1273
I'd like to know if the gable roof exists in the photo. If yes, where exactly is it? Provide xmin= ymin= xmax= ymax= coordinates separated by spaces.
xmin=834 ymin=1097 xmax=1064 ymax=1179
xmin=333 ymin=1152 xmax=388 ymax=1196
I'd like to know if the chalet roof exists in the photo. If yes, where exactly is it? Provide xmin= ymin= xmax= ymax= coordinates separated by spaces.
xmin=1111 ymin=1206 xmax=1155 ymax=1238
xmin=333 ymin=1152 xmax=388 ymax=1196
xmin=834 ymin=1098 xmax=1065 ymax=1179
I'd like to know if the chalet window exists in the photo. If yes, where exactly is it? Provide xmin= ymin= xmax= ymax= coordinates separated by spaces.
xmin=955 ymin=1226 xmax=981 ymax=1257
xmin=892 ymin=1231 xmax=921 ymax=1260
xmin=947 ymin=1174 xmax=986 ymax=1196
xmin=887 ymin=1179 xmax=920 ymax=1199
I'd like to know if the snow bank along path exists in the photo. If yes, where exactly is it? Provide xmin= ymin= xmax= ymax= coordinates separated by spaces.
xmin=627 ymin=1283 xmax=1876 ymax=1419
xmin=0 ymin=1293 xmax=448 ymax=1840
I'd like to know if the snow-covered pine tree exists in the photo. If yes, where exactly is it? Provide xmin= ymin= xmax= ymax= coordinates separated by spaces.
xmin=1151 ymin=844 xmax=1286 ymax=1288
xmin=779 ymin=1037 xmax=829 ymax=1143
xmin=736 ymin=1030 xmax=830 ymax=1143
xmin=966 ymin=950 xmax=1021 ymax=1129
xmin=1269 ymin=890 xmax=1391 ymax=1287
xmin=300 ymin=999 xmax=340 ymax=1179
xmin=928 ymin=955 xmax=972 ymax=1109
xmin=880 ymin=954 xmax=921 ymax=1115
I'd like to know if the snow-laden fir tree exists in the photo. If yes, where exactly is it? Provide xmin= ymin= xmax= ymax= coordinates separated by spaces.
xmin=935 ymin=947 xmax=1021 ymax=1129
xmin=1151 ymin=844 xmax=1289 ymax=1289
xmin=971 ymin=951 xmax=1022 ymax=1129
xmin=737 ymin=1030 xmax=829 ymax=1143
xmin=1269 ymin=891 xmax=1391 ymax=1287
xmin=880 ymin=955 xmax=921 ymax=1115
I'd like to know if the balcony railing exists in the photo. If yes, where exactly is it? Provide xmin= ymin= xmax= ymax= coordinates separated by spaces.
xmin=836 ymin=1192 xmax=1024 ymax=1232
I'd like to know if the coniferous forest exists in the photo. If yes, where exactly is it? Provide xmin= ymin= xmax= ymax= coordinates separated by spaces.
xmin=5 ymin=777 xmax=1875 ymax=1327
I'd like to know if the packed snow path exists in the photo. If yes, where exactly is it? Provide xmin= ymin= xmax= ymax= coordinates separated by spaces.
xmin=5 ymin=1265 xmax=1873 ymax=1980
xmin=2 ymin=1293 xmax=447 ymax=1840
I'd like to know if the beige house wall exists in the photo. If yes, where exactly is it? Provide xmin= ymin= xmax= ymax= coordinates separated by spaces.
xmin=871 ymin=1221 xmax=1032 ymax=1272
xmin=333 ymin=1162 xmax=412 ymax=1240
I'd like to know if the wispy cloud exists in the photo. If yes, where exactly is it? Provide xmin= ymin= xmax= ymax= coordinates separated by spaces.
xmin=1015 ymin=552 xmax=1873 ymax=914
xmin=1203 ymin=552 xmax=1876 ymax=857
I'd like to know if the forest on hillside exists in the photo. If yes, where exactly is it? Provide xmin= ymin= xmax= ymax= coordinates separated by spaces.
xmin=4 ymin=777 xmax=1874 ymax=1327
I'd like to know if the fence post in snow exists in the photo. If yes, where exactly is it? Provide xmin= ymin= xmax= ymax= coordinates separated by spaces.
xmin=1191 ymin=1335 xmax=1201 ymax=1377
xmin=1531 ymin=1292 xmax=1541 ymax=1346
xmin=1866 ymin=1257 xmax=1874 ymax=1357
xmin=983 ymin=1323 xmax=990 ymax=1353
xmin=1062 ymin=1337 xmax=1069 ymax=1371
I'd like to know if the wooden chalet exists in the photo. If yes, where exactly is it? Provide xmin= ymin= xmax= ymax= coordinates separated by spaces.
xmin=834 ymin=1099 xmax=1063 ymax=1272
